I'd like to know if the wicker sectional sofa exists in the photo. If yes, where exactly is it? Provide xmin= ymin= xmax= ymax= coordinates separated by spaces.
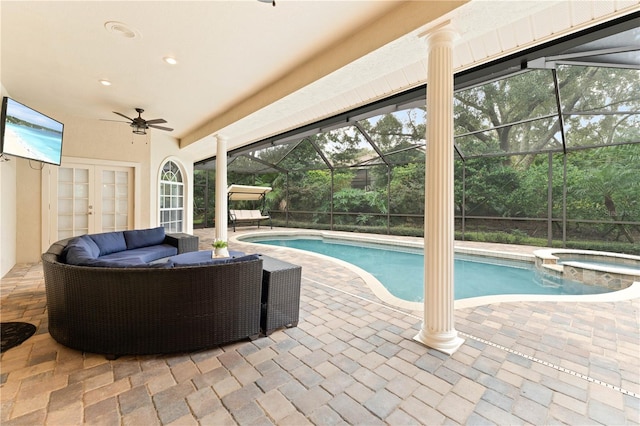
xmin=42 ymin=230 xmax=264 ymax=358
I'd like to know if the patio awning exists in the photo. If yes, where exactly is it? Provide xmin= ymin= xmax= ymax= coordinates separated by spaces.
xmin=227 ymin=184 xmax=272 ymax=201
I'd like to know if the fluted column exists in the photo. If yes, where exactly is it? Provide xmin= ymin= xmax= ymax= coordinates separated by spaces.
xmin=414 ymin=23 xmax=464 ymax=355
xmin=215 ymin=134 xmax=228 ymax=243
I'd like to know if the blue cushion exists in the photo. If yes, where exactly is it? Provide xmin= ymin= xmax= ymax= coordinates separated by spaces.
xmin=90 ymin=232 xmax=127 ymax=256
xmin=63 ymin=235 xmax=101 ymax=265
xmin=100 ymin=244 xmax=177 ymax=263
xmin=97 ymin=259 xmax=174 ymax=268
xmin=126 ymin=260 xmax=174 ymax=269
xmin=80 ymin=259 xmax=175 ymax=268
xmin=124 ymin=227 xmax=166 ymax=250
xmin=83 ymin=258 xmax=144 ymax=267
xmin=173 ymin=253 xmax=260 ymax=267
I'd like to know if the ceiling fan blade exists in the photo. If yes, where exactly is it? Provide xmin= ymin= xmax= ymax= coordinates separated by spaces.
xmin=148 ymin=124 xmax=174 ymax=132
xmin=145 ymin=118 xmax=167 ymax=125
xmin=100 ymin=118 xmax=129 ymax=123
xmin=113 ymin=111 xmax=134 ymax=121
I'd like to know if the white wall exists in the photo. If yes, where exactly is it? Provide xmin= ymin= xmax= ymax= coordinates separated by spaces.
xmin=0 ymin=148 xmax=17 ymax=277
xmin=0 ymin=83 xmax=18 ymax=277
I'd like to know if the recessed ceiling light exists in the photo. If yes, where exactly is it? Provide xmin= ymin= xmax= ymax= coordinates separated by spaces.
xmin=163 ymin=57 xmax=178 ymax=65
xmin=99 ymin=79 xmax=112 ymax=86
xmin=104 ymin=21 xmax=140 ymax=39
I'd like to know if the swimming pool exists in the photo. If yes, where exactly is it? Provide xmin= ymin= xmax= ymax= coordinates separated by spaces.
xmin=249 ymin=236 xmax=611 ymax=301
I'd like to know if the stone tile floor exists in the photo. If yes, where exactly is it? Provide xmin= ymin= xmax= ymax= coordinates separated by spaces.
xmin=1 ymin=228 xmax=638 ymax=425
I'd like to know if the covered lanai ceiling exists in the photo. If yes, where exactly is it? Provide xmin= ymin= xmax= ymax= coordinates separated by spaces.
xmin=2 ymin=1 xmax=638 ymax=163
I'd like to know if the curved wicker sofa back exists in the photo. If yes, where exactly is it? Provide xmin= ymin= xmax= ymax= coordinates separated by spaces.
xmin=42 ymin=238 xmax=263 ymax=357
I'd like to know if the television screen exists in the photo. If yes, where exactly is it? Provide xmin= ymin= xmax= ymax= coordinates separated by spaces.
xmin=1 ymin=97 xmax=64 ymax=166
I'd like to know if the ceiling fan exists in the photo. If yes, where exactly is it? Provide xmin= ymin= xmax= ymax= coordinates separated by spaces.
xmin=110 ymin=108 xmax=173 ymax=135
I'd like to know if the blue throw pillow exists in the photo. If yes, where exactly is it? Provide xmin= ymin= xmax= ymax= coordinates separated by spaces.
xmin=89 ymin=232 xmax=127 ymax=256
xmin=63 ymin=235 xmax=100 ymax=265
xmin=124 ymin=227 xmax=166 ymax=250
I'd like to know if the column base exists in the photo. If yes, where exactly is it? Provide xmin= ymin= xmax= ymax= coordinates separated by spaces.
xmin=414 ymin=327 xmax=465 ymax=355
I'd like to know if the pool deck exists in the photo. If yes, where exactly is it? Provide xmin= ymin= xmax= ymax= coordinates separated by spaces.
xmin=1 ymin=227 xmax=638 ymax=424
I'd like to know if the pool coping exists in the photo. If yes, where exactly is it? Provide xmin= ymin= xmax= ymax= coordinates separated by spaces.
xmin=233 ymin=230 xmax=640 ymax=310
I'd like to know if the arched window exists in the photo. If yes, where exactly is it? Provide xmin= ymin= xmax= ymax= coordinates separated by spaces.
xmin=159 ymin=160 xmax=184 ymax=232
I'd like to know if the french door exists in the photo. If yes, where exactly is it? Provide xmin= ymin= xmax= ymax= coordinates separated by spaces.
xmin=46 ymin=163 xmax=134 ymax=243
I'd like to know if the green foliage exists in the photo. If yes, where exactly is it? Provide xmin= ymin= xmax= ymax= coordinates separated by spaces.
xmin=560 ymin=240 xmax=640 ymax=256
xmin=458 ymin=157 xmax=521 ymax=216
xmin=458 ymin=230 xmax=533 ymax=245
xmin=390 ymin=163 xmax=425 ymax=215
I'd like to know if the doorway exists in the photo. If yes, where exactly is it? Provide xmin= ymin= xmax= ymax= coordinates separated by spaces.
xmin=43 ymin=160 xmax=136 ymax=246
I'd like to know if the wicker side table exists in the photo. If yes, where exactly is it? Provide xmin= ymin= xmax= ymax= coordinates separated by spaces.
xmin=259 ymin=255 xmax=302 ymax=336
xmin=165 ymin=233 xmax=199 ymax=254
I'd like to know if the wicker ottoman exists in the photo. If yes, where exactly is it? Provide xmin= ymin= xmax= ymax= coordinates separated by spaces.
xmin=165 ymin=233 xmax=199 ymax=254
xmin=259 ymin=255 xmax=302 ymax=335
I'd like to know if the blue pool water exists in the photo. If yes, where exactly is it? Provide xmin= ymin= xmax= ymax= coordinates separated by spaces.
xmin=252 ymin=237 xmax=611 ymax=301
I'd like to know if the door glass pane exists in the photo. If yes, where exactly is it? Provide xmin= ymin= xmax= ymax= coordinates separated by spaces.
xmin=116 ymin=171 xmax=128 ymax=184
xmin=74 ymin=183 xmax=89 ymax=198
xmin=116 ymin=185 xmax=128 ymax=198
xmin=74 ymin=199 xmax=88 ymax=214
xmin=75 ymin=215 xmax=88 ymax=229
xmin=102 ymin=214 xmax=115 ymax=228
xmin=58 ymin=168 xmax=73 ymax=182
xmin=58 ymin=215 xmax=72 ymax=230
xmin=116 ymin=215 xmax=127 ymax=227
xmin=58 ymin=199 xmax=72 ymax=215
xmin=75 ymin=169 xmax=88 ymax=183
xmin=102 ymin=184 xmax=115 ymax=198
xmin=102 ymin=170 xmax=115 ymax=184
xmin=58 ymin=183 xmax=73 ymax=198
xmin=103 ymin=198 xmax=115 ymax=213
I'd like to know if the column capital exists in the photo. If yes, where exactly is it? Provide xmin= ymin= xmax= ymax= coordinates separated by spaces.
xmin=418 ymin=20 xmax=458 ymax=45
xmin=214 ymin=134 xmax=229 ymax=143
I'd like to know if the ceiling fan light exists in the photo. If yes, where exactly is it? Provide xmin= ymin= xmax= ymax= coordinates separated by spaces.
xmin=132 ymin=124 xmax=147 ymax=135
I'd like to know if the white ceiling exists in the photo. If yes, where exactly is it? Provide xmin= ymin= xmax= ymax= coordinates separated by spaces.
xmin=2 ymin=1 xmax=638 ymax=162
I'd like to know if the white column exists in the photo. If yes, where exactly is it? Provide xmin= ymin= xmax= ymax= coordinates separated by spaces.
xmin=215 ymin=134 xmax=228 ymax=243
xmin=414 ymin=24 xmax=464 ymax=355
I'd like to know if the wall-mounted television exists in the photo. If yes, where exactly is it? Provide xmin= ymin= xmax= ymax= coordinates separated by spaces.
xmin=0 ymin=97 xmax=64 ymax=166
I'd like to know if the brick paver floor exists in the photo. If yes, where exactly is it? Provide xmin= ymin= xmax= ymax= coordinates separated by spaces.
xmin=1 ymin=228 xmax=638 ymax=425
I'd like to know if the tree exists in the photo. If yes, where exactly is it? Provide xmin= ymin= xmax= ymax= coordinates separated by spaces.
xmin=568 ymin=144 xmax=640 ymax=242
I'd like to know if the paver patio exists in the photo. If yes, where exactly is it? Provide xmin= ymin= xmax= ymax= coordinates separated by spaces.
xmin=1 ymin=228 xmax=638 ymax=425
